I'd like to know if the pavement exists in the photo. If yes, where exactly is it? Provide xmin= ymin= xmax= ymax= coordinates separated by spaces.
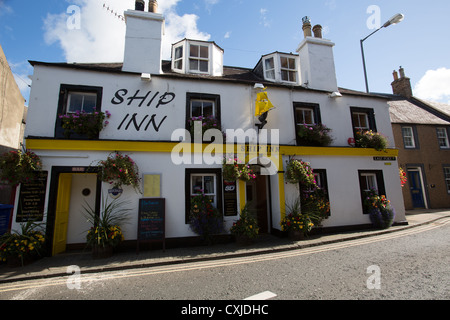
xmin=1 ymin=209 xmax=449 ymax=284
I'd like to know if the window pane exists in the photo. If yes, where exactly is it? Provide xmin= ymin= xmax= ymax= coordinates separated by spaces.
xmin=192 ymin=176 xmax=203 ymax=194
xmin=175 ymin=46 xmax=183 ymax=59
xmin=265 ymin=70 xmax=275 ymax=79
xmin=191 ymin=101 xmax=202 ymax=117
xmin=190 ymin=45 xmax=199 ymax=57
xmin=189 ymin=59 xmax=199 ymax=71
xmin=281 ymin=70 xmax=288 ymax=81
xmin=83 ymin=95 xmax=97 ymax=113
xmin=199 ymin=60 xmax=209 ymax=72
xmin=296 ymin=108 xmax=314 ymax=125
xmin=289 ymin=71 xmax=297 ymax=82
xmin=202 ymin=102 xmax=214 ymax=117
xmin=68 ymin=93 xmax=83 ymax=113
xmin=174 ymin=59 xmax=183 ymax=70
xmin=265 ymin=57 xmax=274 ymax=70
xmin=280 ymin=57 xmax=288 ymax=69
xmin=203 ymin=175 xmax=215 ymax=194
xmin=199 ymin=45 xmax=209 ymax=58
xmin=288 ymin=58 xmax=296 ymax=69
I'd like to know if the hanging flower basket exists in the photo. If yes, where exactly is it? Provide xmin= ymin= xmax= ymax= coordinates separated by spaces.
xmin=59 ymin=109 xmax=111 ymax=139
xmin=97 ymin=152 xmax=141 ymax=192
xmin=284 ymin=159 xmax=316 ymax=186
xmin=222 ymin=157 xmax=256 ymax=182
xmin=0 ymin=149 xmax=42 ymax=187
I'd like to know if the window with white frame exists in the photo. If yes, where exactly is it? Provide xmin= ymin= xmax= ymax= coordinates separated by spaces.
xmin=280 ymin=56 xmax=297 ymax=82
xmin=191 ymin=174 xmax=217 ymax=206
xmin=360 ymin=173 xmax=378 ymax=193
xmin=295 ymin=107 xmax=315 ymax=125
xmin=444 ymin=167 xmax=450 ymax=194
xmin=189 ymin=43 xmax=209 ymax=73
xmin=185 ymin=168 xmax=222 ymax=223
xmin=436 ymin=127 xmax=449 ymax=148
xmin=402 ymin=126 xmax=416 ymax=148
xmin=173 ymin=45 xmax=183 ymax=71
xmin=190 ymin=99 xmax=215 ymax=118
xmin=352 ymin=112 xmax=370 ymax=131
xmin=66 ymin=92 xmax=97 ymax=114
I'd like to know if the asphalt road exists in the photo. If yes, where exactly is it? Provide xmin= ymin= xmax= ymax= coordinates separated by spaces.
xmin=0 ymin=219 xmax=449 ymax=303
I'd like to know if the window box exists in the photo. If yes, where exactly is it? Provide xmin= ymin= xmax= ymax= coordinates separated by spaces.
xmin=56 ymin=85 xmax=103 ymax=139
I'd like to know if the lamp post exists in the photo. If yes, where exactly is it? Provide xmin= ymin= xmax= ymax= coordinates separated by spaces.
xmin=361 ymin=13 xmax=404 ymax=93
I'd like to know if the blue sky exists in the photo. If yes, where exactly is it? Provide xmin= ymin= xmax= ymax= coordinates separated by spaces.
xmin=1 ymin=0 xmax=450 ymax=105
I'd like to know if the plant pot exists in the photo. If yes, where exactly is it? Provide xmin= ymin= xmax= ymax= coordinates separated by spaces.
xmin=235 ymin=234 xmax=254 ymax=246
xmin=288 ymin=229 xmax=305 ymax=241
xmin=6 ymin=254 xmax=33 ymax=268
xmin=92 ymin=245 xmax=113 ymax=259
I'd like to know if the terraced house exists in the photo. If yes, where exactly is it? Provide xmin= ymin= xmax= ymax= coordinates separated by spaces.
xmin=13 ymin=1 xmax=406 ymax=255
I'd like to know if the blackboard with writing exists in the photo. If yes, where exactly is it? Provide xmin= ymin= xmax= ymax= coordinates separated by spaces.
xmin=137 ymin=198 xmax=165 ymax=252
xmin=16 ymin=171 xmax=48 ymax=222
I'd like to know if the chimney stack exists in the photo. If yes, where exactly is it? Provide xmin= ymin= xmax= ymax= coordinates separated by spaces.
xmin=391 ymin=66 xmax=413 ymax=98
xmin=302 ymin=16 xmax=312 ymax=38
xmin=148 ymin=0 xmax=158 ymax=13
xmin=135 ymin=0 xmax=144 ymax=11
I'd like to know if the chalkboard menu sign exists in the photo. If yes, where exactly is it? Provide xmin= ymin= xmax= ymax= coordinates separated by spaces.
xmin=223 ymin=180 xmax=237 ymax=216
xmin=137 ymin=198 xmax=165 ymax=252
xmin=16 ymin=171 xmax=48 ymax=222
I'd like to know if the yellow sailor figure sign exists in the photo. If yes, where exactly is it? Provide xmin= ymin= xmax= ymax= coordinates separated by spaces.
xmin=255 ymin=88 xmax=275 ymax=117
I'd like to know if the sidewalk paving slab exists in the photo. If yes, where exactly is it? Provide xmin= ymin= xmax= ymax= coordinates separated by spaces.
xmin=1 ymin=209 xmax=449 ymax=284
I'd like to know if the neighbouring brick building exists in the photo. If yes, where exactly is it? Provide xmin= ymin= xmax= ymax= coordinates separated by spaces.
xmin=388 ymin=67 xmax=450 ymax=210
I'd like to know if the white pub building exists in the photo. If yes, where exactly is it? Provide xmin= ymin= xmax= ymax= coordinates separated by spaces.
xmin=14 ymin=1 xmax=406 ymax=255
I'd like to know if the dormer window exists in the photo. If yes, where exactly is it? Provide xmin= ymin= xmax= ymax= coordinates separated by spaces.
xmin=256 ymin=52 xmax=300 ymax=84
xmin=171 ymin=39 xmax=224 ymax=76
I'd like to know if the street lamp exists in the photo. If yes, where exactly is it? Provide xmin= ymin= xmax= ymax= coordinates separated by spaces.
xmin=361 ymin=13 xmax=404 ymax=93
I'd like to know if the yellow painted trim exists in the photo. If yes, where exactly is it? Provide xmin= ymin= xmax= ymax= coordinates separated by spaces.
xmin=26 ymin=139 xmax=398 ymax=157
xmin=278 ymin=155 xmax=286 ymax=222
xmin=279 ymin=145 xmax=399 ymax=157
xmin=238 ymin=180 xmax=246 ymax=214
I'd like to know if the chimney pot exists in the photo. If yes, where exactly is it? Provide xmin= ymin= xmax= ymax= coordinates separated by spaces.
xmin=302 ymin=16 xmax=312 ymax=38
xmin=399 ymin=66 xmax=405 ymax=78
xmin=313 ymin=24 xmax=323 ymax=38
xmin=148 ymin=0 xmax=158 ymax=13
xmin=393 ymin=70 xmax=398 ymax=81
xmin=135 ymin=0 xmax=145 ymax=11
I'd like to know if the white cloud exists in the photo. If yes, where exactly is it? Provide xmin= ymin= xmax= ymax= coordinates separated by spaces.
xmin=414 ymin=68 xmax=450 ymax=104
xmin=260 ymin=8 xmax=271 ymax=28
xmin=43 ymin=0 xmax=210 ymax=63
xmin=224 ymin=31 xmax=231 ymax=39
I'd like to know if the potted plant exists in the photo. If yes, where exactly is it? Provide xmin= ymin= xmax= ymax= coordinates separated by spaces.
xmin=83 ymin=196 xmax=131 ymax=259
xmin=355 ymin=130 xmax=388 ymax=152
xmin=97 ymin=152 xmax=141 ymax=193
xmin=0 ymin=149 xmax=42 ymax=187
xmin=222 ymin=157 xmax=256 ymax=182
xmin=280 ymin=198 xmax=314 ymax=240
xmin=297 ymin=123 xmax=333 ymax=147
xmin=363 ymin=189 xmax=395 ymax=229
xmin=300 ymin=187 xmax=330 ymax=227
xmin=0 ymin=220 xmax=46 ymax=267
xmin=230 ymin=203 xmax=259 ymax=246
xmin=59 ymin=109 xmax=111 ymax=139
xmin=284 ymin=159 xmax=316 ymax=186
xmin=189 ymin=193 xmax=224 ymax=245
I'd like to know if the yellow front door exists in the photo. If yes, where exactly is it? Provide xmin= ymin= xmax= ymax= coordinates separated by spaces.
xmin=52 ymin=173 xmax=73 ymax=255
